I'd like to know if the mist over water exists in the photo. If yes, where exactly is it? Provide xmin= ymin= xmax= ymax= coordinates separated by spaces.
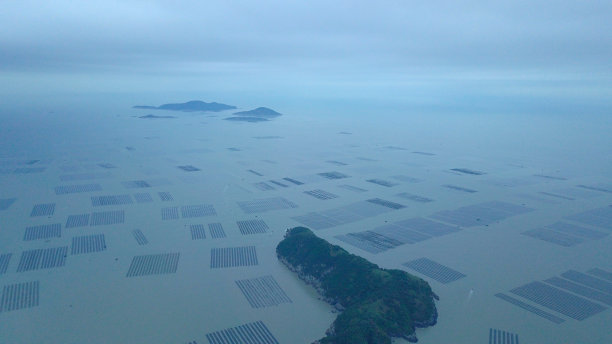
xmin=0 ymin=92 xmax=611 ymax=343
xmin=2 ymin=1 xmax=612 ymax=343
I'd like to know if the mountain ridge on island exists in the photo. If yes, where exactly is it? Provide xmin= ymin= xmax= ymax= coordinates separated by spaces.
xmin=276 ymin=227 xmax=438 ymax=344
xmin=233 ymin=107 xmax=282 ymax=117
xmin=133 ymin=100 xmax=236 ymax=112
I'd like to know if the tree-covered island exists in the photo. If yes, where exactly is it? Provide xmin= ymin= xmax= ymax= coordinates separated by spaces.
xmin=276 ymin=227 xmax=438 ymax=344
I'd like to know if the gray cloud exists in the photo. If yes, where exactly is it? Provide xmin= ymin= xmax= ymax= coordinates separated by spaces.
xmin=1 ymin=1 xmax=611 ymax=114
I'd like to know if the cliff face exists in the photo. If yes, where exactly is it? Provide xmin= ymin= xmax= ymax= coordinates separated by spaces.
xmin=276 ymin=227 xmax=438 ymax=344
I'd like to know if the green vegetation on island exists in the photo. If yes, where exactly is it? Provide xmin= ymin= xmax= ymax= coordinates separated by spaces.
xmin=276 ymin=227 xmax=438 ymax=344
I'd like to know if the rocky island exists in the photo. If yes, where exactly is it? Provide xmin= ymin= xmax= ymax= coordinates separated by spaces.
xmin=224 ymin=107 xmax=282 ymax=122
xmin=133 ymin=100 xmax=236 ymax=112
xmin=138 ymin=114 xmax=176 ymax=119
xmin=233 ymin=107 xmax=282 ymax=118
xmin=277 ymin=227 xmax=438 ymax=344
xmin=224 ymin=116 xmax=270 ymax=122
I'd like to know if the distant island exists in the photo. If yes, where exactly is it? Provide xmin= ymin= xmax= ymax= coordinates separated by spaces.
xmin=138 ymin=114 xmax=176 ymax=119
xmin=224 ymin=107 xmax=282 ymax=123
xmin=224 ymin=116 xmax=270 ymax=122
xmin=277 ymin=227 xmax=438 ymax=344
xmin=233 ymin=107 xmax=282 ymax=118
xmin=133 ymin=100 xmax=236 ymax=112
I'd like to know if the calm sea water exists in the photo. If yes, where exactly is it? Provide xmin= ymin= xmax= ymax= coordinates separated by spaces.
xmin=0 ymin=96 xmax=611 ymax=343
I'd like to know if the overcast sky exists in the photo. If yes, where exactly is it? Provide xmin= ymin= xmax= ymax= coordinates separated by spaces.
xmin=1 ymin=1 xmax=611 ymax=114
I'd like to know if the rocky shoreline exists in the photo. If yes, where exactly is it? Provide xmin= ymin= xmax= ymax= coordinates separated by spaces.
xmin=278 ymin=254 xmax=438 ymax=343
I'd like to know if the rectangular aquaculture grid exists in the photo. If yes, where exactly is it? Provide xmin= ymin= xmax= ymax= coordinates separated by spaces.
xmin=158 ymin=192 xmax=174 ymax=201
xmin=318 ymin=171 xmax=349 ymax=180
xmin=178 ymin=165 xmax=201 ymax=172
xmin=366 ymin=179 xmax=398 ymax=187
xmin=540 ymin=192 xmax=574 ymax=201
xmin=121 ymin=180 xmax=151 ymax=188
xmin=291 ymin=200 xmax=397 ymax=231
xmin=23 ymin=223 xmax=61 ymax=241
xmin=91 ymin=194 xmax=133 ymax=206
xmin=0 ymin=254 xmax=11 ymax=274
xmin=335 ymin=231 xmax=403 ymax=254
xmin=60 ymin=172 xmax=112 ymax=181
xmin=210 ymin=246 xmax=258 ymax=268
xmin=326 ymin=160 xmax=347 ymax=166
xmin=335 ymin=234 xmax=386 ymax=254
xmin=0 ymin=198 xmax=17 ymax=210
xmin=390 ymin=175 xmax=421 ymax=183
xmin=126 ymin=253 xmax=180 ymax=277
xmin=304 ymin=189 xmax=339 ymax=200
xmin=30 ymin=203 xmax=55 ymax=217
xmin=533 ymin=174 xmax=567 ymax=180
xmin=546 ymin=222 xmax=607 ymax=239
xmin=66 ymin=214 xmax=90 ymax=228
xmin=237 ymin=197 xmax=298 ymax=214
xmin=133 ymin=193 xmax=154 ymax=203
xmin=253 ymin=182 xmax=275 ymax=191
xmin=237 ymin=220 xmax=269 ymax=235
xmin=431 ymin=201 xmax=533 ymax=227
xmin=394 ymin=217 xmax=461 ymax=236
xmin=565 ymin=207 xmax=612 ymax=230
xmin=90 ymin=210 xmax=125 ymax=226
xmin=544 ymin=277 xmax=612 ymax=306
xmin=16 ymin=247 xmax=68 ymax=272
xmin=489 ymin=329 xmax=519 ymax=344
xmin=521 ymin=228 xmax=584 ymax=247
xmin=443 ymin=184 xmax=477 ymax=193
xmin=366 ymin=198 xmax=405 ymax=209
xmin=132 ymin=229 xmax=149 ymax=245
xmin=588 ymin=268 xmax=612 ymax=282
xmin=268 ymin=180 xmax=288 ymax=187
xmin=510 ymin=281 xmax=606 ymax=320
xmin=55 ymin=183 xmax=102 ymax=195
xmin=577 ymin=184 xmax=612 ymax=194
xmin=0 ymin=281 xmax=39 ymax=313
xmin=161 ymin=207 xmax=180 ymax=220
xmin=292 ymin=212 xmax=341 ymax=230
xmin=208 ymin=223 xmax=226 ymax=239
xmin=314 ymin=209 xmax=360 ymax=226
xmin=561 ymin=270 xmax=612 ymax=295
xmin=190 ymin=224 xmax=207 ymax=240
xmin=181 ymin=204 xmax=217 ymax=218
xmin=282 ymin=177 xmax=303 ymax=185
xmin=71 ymin=234 xmax=106 ymax=255
xmin=13 ymin=167 xmax=45 ymax=174
xmin=403 ymin=258 xmax=466 ymax=284
xmin=338 ymin=185 xmax=366 ymax=192
xmin=205 ymin=320 xmax=279 ymax=344
xmin=396 ymin=192 xmax=433 ymax=203
xmin=451 ymin=168 xmax=485 ymax=175
xmin=375 ymin=223 xmax=432 ymax=243
xmin=553 ymin=187 xmax=602 ymax=199
xmin=494 ymin=293 xmax=565 ymax=324
xmin=235 ymin=275 xmax=292 ymax=308
xmin=336 ymin=217 xmax=461 ymax=254
xmin=248 ymin=169 xmax=263 ymax=176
